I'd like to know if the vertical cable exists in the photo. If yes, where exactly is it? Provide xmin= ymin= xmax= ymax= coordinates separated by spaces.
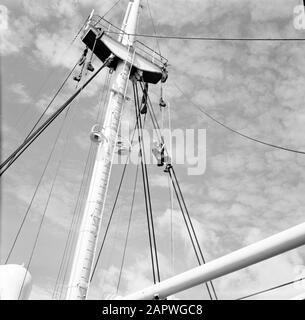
xmin=116 ymin=161 xmax=139 ymax=293
xmin=133 ymin=81 xmax=161 ymax=283
xmin=133 ymin=82 xmax=157 ymax=284
xmin=17 ymin=108 xmax=72 ymax=299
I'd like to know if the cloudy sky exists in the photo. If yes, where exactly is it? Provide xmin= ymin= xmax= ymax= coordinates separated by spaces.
xmin=1 ymin=0 xmax=305 ymax=300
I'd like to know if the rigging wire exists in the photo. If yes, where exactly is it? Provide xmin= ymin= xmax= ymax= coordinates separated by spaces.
xmin=134 ymin=81 xmax=161 ymax=284
xmin=10 ymin=1 xmax=305 ymax=300
xmin=138 ymin=83 xmax=218 ymax=299
xmin=169 ymin=166 xmax=218 ymax=300
xmin=90 ymin=156 xmax=130 ymax=283
xmin=167 ymin=101 xmax=174 ymax=275
xmin=69 ymin=15 xmax=91 ymax=46
xmin=135 ymin=90 xmax=156 ymax=284
xmin=18 ymin=108 xmax=70 ymax=300
xmin=167 ymin=174 xmax=174 ymax=276
xmin=16 ymin=108 xmax=72 ymax=299
xmin=90 ymin=73 xmax=147 ymax=284
xmin=141 ymin=61 xmax=303 ymax=300
xmin=3 ymin=113 xmax=68 ymax=264
xmin=58 ymin=143 xmax=96 ymax=299
xmin=24 ymin=8 xmax=97 ymax=133
xmin=138 ymin=82 xmax=163 ymax=146
xmin=12 ymin=15 xmax=90 ymax=133
xmin=55 ymin=77 xmax=111 ymax=299
xmin=0 ymin=57 xmax=113 ymax=176
xmin=237 ymin=276 xmax=305 ymax=300
xmin=52 ymin=152 xmax=84 ymax=298
xmin=136 ymin=6 xmax=162 ymax=283
xmin=174 ymin=82 xmax=305 ymax=156
xmin=116 ymin=160 xmax=139 ymax=294
xmin=104 ymin=30 xmax=305 ymax=42
xmin=94 ymin=0 xmax=123 ymax=24
xmin=53 ymin=142 xmax=95 ymax=300
xmin=90 ymin=45 xmax=147 ymax=284
xmin=26 ymin=62 xmax=78 ymax=139
xmin=167 ymin=168 xmax=215 ymax=300
xmin=92 ymin=79 xmax=160 ymax=287
xmin=138 ymin=83 xmax=217 ymax=298
xmin=3 ymin=61 xmax=77 ymax=176
xmin=55 ymin=85 xmax=91 ymax=298
xmin=86 ymin=37 xmax=98 ymax=78
xmin=145 ymin=0 xmax=162 ymax=56
xmin=70 ymin=49 xmax=133 ymax=289
xmin=98 ymin=71 xmax=112 ymax=123
xmin=5 ymin=59 xmax=78 ymax=172
xmin=52 ymin=86 xmax=105 ymax=299
xmin=1 ymin=57 xmax=112 ymax=171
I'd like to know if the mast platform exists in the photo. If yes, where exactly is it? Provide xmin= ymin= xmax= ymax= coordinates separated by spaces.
xmin=81 ymin=15 xmax=168 ymax=84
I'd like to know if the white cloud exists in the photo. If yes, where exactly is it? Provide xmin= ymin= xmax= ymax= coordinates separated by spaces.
xmin=21 ymin=0 xmax=79 ymax=20
xmin=33 ymin=30 xmax=81 ymax=69
xmin=0 ymin=14 xmax=35 ymax=55
xmin=249 ymin=0 xmax=294 ymax=22
xmin=210 ymin=152 xmax=246 ymax=174
xmin=9 ymin=83 xmax=32 ymax=104
xmin=29 ymin=284 xmax=51 ymax=300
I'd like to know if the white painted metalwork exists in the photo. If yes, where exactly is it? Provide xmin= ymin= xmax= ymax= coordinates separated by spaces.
xmin=123 ymin=222 xmax=305 ymax=300
xmin=66 ymin=0 xmax=140 ymax=300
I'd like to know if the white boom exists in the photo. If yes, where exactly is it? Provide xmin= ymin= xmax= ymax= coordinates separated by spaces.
xmin=123 ymin=222 xmax=305 ymax=300
xmin=66 ymin=0 xmax=141 ymax=300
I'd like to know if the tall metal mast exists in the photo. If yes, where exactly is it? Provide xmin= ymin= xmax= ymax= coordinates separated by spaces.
xmin=66 ymin=0 xmax=141 ymax=300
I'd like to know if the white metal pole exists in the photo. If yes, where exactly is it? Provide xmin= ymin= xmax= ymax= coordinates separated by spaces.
xmin=66 ymin=0 xmax=140 ymax=300
xmin=123 ymin=222 xmax=305 ymax=300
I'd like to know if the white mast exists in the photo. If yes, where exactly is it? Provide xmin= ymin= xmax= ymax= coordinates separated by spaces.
xmin=66 ymin=0 xmax=141 ymax=300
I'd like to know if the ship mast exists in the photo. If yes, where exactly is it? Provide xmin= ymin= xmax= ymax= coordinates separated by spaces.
xmin=66 ymin=0 xmax=141 ymax=300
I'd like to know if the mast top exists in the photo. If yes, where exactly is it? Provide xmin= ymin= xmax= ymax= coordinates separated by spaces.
xmin=81 ymin=4 xmax=169 ymax=84
xmin=120 ymin=0 xmax=141 ymax=46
